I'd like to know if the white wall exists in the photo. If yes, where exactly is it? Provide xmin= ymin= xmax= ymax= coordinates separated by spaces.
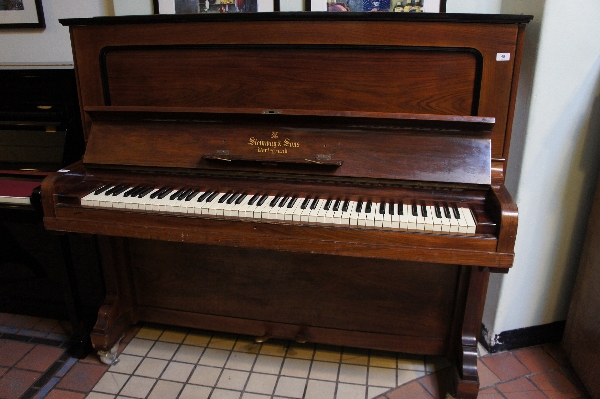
xmin=0 ymin=0 xmax=112 ymax=66
xmin=468 ymin=0 xmax=600 ymax=344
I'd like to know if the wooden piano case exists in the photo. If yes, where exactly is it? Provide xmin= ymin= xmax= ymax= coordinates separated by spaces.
xmin=44 ymin=13 xmax=530 ymax=398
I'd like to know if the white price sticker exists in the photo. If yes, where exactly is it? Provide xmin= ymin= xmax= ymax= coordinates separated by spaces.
xmin=496 ymin=53 xmax=511 ymax=61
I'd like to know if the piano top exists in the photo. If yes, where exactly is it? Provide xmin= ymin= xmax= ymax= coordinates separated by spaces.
xmin=60 ymin=12 xmax=533 ymax=26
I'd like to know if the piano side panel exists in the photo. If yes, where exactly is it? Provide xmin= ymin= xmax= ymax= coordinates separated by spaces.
xmin=128 ymin=239 xmax=461 ymax=354
xmin=102 ymin=46 xmax=478 ymax=116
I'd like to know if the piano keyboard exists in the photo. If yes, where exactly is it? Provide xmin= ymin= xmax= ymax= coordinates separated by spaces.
xmin=81 ymin=184 xmax=477 ymax=234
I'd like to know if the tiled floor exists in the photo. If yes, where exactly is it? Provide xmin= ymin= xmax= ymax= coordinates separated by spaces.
xmin=0 ymin=313 xmax=591 ymax=399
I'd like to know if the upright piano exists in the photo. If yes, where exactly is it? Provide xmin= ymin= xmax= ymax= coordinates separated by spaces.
xmin=44 ymin=12 xmax=530 ymax=397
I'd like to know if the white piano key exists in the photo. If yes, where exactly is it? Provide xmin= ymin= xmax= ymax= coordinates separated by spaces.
xmin=309 ymin=199 xmax=325 ymax=223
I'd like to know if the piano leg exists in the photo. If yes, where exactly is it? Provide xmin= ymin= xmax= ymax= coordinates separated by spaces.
xmin=90 ymin=236 xmax=136 ymax=364
xmin=453 ymin=266 xmax=490 ymax=399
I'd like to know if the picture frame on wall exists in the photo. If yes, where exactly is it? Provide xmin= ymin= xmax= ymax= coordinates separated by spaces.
xmin=0 ymin=0 xmax=44 ymax=29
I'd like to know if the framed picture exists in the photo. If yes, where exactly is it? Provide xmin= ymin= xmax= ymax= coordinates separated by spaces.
xmin=329 ymin=0 xmax=444 ymax=12
xmin=0 ymin=0 xmax=44 ymax=28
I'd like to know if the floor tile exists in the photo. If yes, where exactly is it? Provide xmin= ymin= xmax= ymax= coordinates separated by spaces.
xmin=386 ymin=381 xmax=435 ymax=399
xmin=419 ymin=367 xmax=454 ymax=399
xmin=369 ymin=351 xmax=397 ymax=369
xmin=178 ymin=383 xmax=211 ymax=399
xmin=86 ymin=392 xmax=116 ymax=399
xmin=368 ymin=366 xmax=396 ymax=387
xmin=368 ymin=386 xmax=391 ymax=398
xmin=336 ymin=382 xmax=366 ymax=399
xmin=0 ymin=366 xmax=7 ymax=378
xmin=0 ymin=339 xmax=34 ymax=367
xmin=245 ymin=372 xmax=278 ymax=395
xmin=16 ymin=345 xmax=64 ymax=372
xmin=477 ymin=359 xmax=501 ymax=388
xmin=241 ymin=393 xmax=271 ymax=399
xmin=217 ymin=369 xmax=249 ymax=390
xmin=313 ymin=345 xmax=342 ymax=362
xmin=304 ymin=379 xmax=336 ymax=399
xmin=147 ymin=341 xmax=179 ymax=360
xmin=342 ymin=348 xmax=369 ymax=366
xmin=397 ymin=354 xmax=425 ymax=371
xmin=158 ymin=329 xmax=187 ymax=344
xmin=286 ymin=343 xmax=315 ymax=360
xmin=199 ymin=348 xmax=231 ymax=368
xmin=234 ymin=338 xmax=262 ymax=354
xmin=161 ymin=361 xmax=194 ymax=382
xmin=172 ymin=344 xmax=204 ymax=364
xmin=147 ymin=379 xmax=183 ymax=399
xmin=134 ymin=357 xmax=168 ymax=378
xmin=260 ymin=340 xmax=288 ymax=357
xmin=107 ymin=354 xmax=142 ymax=375
xmin=497 ymin=377 xmax=548 ymax=399
xmin=0 ymin=369 xmax=41 ymax=399
xmin=5 ymin=314 xmax=40 ymax=330
xmin=226 ymin=351 xmax=257 ymax=371
xmin=135 ymin=326 xmax=163 ymax=341
xmin=121 ymin=338 xmax=154 ymax=357
xmin=46 ymin=389 xmax=86 ymax=399
xmin=338 ymin=363 xmax=368 ymax=385
xmin=274 ymin=376 xmax=307 ymax=398
xmin=57 ymin=362 xmax=108 ymax=392
xmin=92 ymin=371 xmax=130 ymax=394
xmin=209 ymin=333 xmax=238 ymax=351
xmin=253 ymin=354 xmax=284 ymax=375
xmin=478 ymin=387 xmax=505 ymax=399
xmin=309 ymin=360 xmax=339 ymax=381
xmin=529 ymin=370 xmax=583 ymax=399
xmin=397 ymin=369 xmax=425 ymax=386
xmin=281 ymin=358 xmax=311 ymax=378
xmin=481 ymin=351 xmax=530 ymax=381
xmin=119 ymin=375 xmax=156 ymax=398
xmin=211 ymin=388 xmax=242 ymax=399
xmin=512 ymin=345 xmax=560 ymax=373
xmin=183 ymin=331 xmax=212 ymax=347
xmin=189 ymin=365 xmax=222 ymax=386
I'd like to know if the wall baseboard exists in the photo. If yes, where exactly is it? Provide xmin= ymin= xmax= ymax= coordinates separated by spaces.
xmin=480 ymin=321 xmax=566 ymax=353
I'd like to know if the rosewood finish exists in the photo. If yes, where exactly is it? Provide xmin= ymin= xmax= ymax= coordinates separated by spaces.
xmin=43 ymin=13 xmax=530 ymax=398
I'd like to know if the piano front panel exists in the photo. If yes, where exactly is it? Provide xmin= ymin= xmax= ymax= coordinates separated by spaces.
xmin=128 ymin=239 xmax=462 ymax=355
xmin=102 ymin=45 xmax=480 ymax=116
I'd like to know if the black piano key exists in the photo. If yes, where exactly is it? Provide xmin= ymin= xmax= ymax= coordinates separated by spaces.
xmin=105 ymin=184 xmax=125 ymax=196
xmin=257 ymin=194 xmax=269 ymax=206
xmin=310 ymin=197 xmax=320 ymax=210
xmin=389 ymin=201 xmax=394 ymax=215
xmin=177 ymin=189 xmax=193 ymax=201
xmin=365 ymin=201 xmax=372 ymax=213
xmin=206 ymin=191 xmax=220 ymax=202
xmin=323 ymin=199 xmax=332 ymax=211
xmin=137 ymin=187 xmax=154 ymax=198
xmin=111 ymin=185 xmax=130 ymax=196
xmin=356 ymin=201 xmax=363 ymax=213
xmin=398 ymin=201 xmax=403 ymax=215
xmin=218 ymin=191 xmax=233 ymax=203
xmin=169 ymin=189 xmax=185 ymax=200
xmin=379 ymin=201 xmax=386 ymax=214
xmin=157 ymin=188 xmax=174 ymax=199
xmin=435 ymin=203 xmax=442 ymax=218
xmin=452 ymin=204 xmax=461 ymax=219
xmin=150 ymin=186 xmax=167 ymax=199
xmin=197 ymin=190 xmax=212 ymax=202
xmin=93 ymin=184 xmax=111 ymax=195
xmin=412 ymin=203 xmax=418 ymax=217
xmin=333 ymin=199 xmax=341 ymax=211
xmin=122 ymin=185 xmax=140 ymax=197
xmin=443 ymin=203 xmax=451 ymax=219
xmin=227 ymin=192 xmax=241 ymax=204
xmin=342 ymin=200 xmax=350 ymax=212
xmin=278 ymin=196 xmax=289 ymax=207
xmin=247 ymin=193 xmax=260 ymax=205
xmin=287 ymin=196 xmax=298 ymax=208
xmin=300 ymin=196 xmax=311 ymax=209
xmin=269 ymin=195 xmax=281 ymax=207
xmin=421 ymin=203 xmax=428 ymax=217
xmin=235 ymin=193 xmax=247 ymax=204
xmin=185 ymin=190 xmax=200 ymax=201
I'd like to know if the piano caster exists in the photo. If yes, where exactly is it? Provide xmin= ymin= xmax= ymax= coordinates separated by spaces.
xmin=295 ymin=333 xmax=307 ymax=344
xmin=97 ymin=336 xmax=122 ymax=365
xmin=254 ymin=333 xmax=271 ymax=343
